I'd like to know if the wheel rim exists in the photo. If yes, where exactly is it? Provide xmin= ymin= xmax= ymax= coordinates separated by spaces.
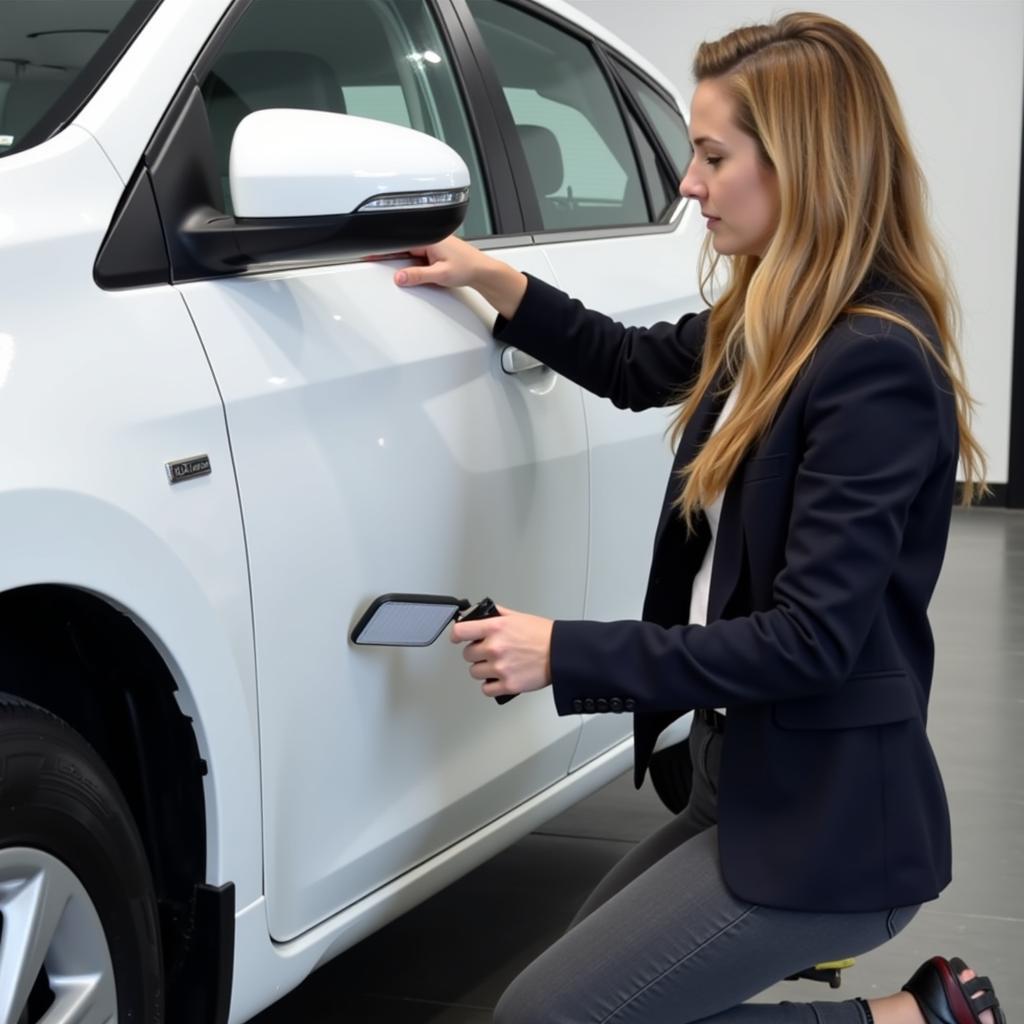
xmin=0 ymin=848 xmax=117 ymax=1024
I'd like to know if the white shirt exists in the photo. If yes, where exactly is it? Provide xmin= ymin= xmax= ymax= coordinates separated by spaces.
xmin=653 ymin=377 xmax=741 ymax=752
xmin=689 ymin=377 xmax=741 ymax=717
xmin=688 ymin=379 xmax=741 ymax=630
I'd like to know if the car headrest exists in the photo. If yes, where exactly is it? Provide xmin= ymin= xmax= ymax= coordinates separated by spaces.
xmin=204 ymin=50 xmax=345 ymax=182
xmin=208 ymin=50 xmax=345 ymax=116
xmin=516 ymin=123 xmax=564 ymax=197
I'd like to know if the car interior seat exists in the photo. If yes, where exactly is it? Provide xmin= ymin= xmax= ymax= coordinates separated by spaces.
xmin=516 ymin=122 xmax=570 ymax=230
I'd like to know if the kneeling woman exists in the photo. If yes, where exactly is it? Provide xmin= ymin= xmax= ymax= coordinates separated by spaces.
xmin=397 ymin=11 xmax=1004 ymax=1024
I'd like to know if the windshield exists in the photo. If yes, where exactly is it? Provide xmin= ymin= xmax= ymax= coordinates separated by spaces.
xmin=0 ymin=0 xmax=144 ymax=157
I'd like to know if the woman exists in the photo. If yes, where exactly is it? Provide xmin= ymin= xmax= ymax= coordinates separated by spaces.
xmin=396 ymin=12 xmax=1004 ymax=1024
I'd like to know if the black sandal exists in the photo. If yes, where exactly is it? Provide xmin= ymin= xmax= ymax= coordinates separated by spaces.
xmin=902 ymin=955 xmax=1007 ymax=1024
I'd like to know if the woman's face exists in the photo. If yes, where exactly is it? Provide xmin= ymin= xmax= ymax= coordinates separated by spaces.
xmin=679 ymin=79 xmax=780 ymax=258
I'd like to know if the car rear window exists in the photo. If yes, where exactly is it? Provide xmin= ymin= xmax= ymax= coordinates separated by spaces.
xmin=615 ymin=62 xmax=692 ymax=179
xmin=467 ymin=0 xmax=650 ymax=232
xmin=0 ymin=0 xmax=148 ymax=157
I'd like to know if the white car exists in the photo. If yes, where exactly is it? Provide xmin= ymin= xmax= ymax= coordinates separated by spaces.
xmin=0 ymin=0 xmax=704 ymax=1020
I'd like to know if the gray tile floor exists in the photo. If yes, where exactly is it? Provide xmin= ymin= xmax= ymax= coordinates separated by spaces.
xmin=252 ymin=508 xmax=1023 ymax=1022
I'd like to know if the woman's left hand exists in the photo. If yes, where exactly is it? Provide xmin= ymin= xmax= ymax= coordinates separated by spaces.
xmin=451 ymin=605 xmax=554 ymax=699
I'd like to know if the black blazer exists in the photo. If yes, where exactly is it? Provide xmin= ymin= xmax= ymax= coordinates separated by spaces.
xmin=494 ymin=274 xmax=957 ymax=913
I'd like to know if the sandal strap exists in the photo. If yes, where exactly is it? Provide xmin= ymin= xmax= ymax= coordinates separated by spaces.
xmin=969 ymin=991 xmax=999 ymax=1014
xmin=945 ymin=958 xmax=1005 ymax=1022
xmin=960 ymin=975 xmax=992 ymax=996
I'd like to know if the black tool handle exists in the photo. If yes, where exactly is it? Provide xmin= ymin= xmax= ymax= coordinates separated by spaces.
xmin=457 ymin=598 xmax=517 ymax=705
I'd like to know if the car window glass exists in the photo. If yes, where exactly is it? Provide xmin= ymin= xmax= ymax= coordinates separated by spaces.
xmin=342 ymin=86 xmax=412 ymax=127
xmin=0 ymin=0 xmax=136 ymax=157
xmin=200 ymin=0 xmax=492 ymax=238
xmin=466 ymin=0 xmax=648 ymax=232
xmin=617 ymin=63 xmax=692 ymax=179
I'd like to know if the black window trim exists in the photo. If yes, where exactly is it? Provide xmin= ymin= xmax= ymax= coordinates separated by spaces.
xmin=149 ymin=0 xmax=254 ymax=152
xmin=594 ymin=43 xmax=684 ymax=227
xmin=433 ymin=0 xmax=526 ymax=235
xmin=446 ymin=0 xmax=542 ymax=231
xmin=1 ymin=0 xmax=164 ymax=159
xmin=590 ymin=40 xmax=656 ymax=224
xmin=524 ymin=216 xmax=682 ymax=247
xmin=609 ymin=50 xmax=685 ymax=115
xmin=451 ymin=0 xmax=687 ymax=241
xmin=603 ymin=50 xmax=689 ymax=214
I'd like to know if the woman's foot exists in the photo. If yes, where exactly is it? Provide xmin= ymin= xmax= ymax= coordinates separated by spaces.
xmin=868 ymin=958 xmax=1002 ymax=1024
xmin=963 ymin=967 xmax=997 ymax=1024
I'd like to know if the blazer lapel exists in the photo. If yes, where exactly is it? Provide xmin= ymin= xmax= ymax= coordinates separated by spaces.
xmin=635 ymin=373 xmax=730 ymax=786
xmin=706 ymin=469 xmax=746 ymax=623
xmin=651 ymin=370 xmax=730 ymax=554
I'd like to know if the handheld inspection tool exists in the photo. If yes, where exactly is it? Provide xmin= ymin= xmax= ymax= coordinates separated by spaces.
xmin=351 ymin=593 xmax=517 ymax=704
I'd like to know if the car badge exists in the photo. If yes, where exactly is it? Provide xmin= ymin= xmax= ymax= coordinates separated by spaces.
xmin=166 ymin=455 xmax=212 ymax=484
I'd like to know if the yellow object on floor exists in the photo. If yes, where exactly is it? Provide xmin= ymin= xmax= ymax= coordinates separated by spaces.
xmin=786 ymin=958 xmax=856 ymax=989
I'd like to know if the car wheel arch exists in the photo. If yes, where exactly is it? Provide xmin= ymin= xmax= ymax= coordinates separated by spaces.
xmin=0 ymin=583 xmax=229 ymax=1020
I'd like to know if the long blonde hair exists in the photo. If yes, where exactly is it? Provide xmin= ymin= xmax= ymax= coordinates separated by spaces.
xmin=671 ymin=12 xmax=986 ymax=527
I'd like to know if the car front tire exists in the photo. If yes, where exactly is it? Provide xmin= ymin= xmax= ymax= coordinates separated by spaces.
xmin=0 ymin=694 xmax=164 ymax=1023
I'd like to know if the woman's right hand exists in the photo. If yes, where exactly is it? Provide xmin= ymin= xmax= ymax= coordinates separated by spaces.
xmin=394 ymin=234 xmax=490 ymax=290
xmin=395 ymin=234 xmax=529 ymax=320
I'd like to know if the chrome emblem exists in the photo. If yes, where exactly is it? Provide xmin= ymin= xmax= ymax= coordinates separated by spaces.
xmin=166 ymin=455 xmax=212 ymax=484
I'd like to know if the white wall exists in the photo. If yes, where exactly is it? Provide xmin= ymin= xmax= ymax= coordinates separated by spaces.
xmin=571 ymin=0 xmax=1023 ymax=484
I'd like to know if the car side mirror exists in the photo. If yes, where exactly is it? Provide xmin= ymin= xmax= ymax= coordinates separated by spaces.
xmin=229 ymin=109 xmax=470 ymax=220
xmin=179 ymin=108 xmax=470 ymax=276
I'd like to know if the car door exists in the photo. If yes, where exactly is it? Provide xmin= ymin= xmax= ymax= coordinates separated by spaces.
xmin=160 ymin=0 xmax=589 ymax=942
xmin=462 ymin=0 xmax=707 ymax=768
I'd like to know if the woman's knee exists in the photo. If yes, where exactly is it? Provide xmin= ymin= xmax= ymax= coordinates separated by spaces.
xmin=493 ymin=970 xmax=592 ymax=1024
xmin=492 ymin=983 xmax=545 ymax=1024
xmin=491 ymin=985 xmax=528 ymax=1024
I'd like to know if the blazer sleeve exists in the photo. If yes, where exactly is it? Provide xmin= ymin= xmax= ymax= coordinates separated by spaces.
xmin=547 ymin=328 xmax=950 ymax=714
xmin=493 ymin=273 xmax=709 ymax=412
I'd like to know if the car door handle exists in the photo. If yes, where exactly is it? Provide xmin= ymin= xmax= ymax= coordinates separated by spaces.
xmin=500 ymin=347 xmax=545 ymax=374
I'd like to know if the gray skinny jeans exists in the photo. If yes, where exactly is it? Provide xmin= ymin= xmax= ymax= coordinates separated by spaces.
xmin=493 ymin=713 xmax=920 ymax=1024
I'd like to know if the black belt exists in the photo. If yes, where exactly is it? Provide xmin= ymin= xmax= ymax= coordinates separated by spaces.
xmin=696 ymin=707 xmax=726 ymax=733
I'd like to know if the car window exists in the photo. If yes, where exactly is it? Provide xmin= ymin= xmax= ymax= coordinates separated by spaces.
xmin=0 ymin=0 xmax=137 ymax=157
xmin=624 ymin=105 xmax=676 ymax=219
xmin=466 ymin=0 xmax=649 ymax=232
xmin=616 ymin=63 xmax=693 ymax=180
xmin=199 ymin=0 xmax=492 ymax=238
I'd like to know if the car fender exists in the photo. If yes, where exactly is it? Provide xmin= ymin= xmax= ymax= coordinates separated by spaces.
xmin=0 ymin=489 xmax=263 ymax=907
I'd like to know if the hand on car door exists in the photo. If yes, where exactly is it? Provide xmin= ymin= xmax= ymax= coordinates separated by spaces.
xmin=395 ymin=235 xmax=528 ymax=321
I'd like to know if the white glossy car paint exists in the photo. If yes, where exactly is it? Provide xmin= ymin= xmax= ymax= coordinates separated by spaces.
xmin=72 ymin=0 xmax=231 ymax=184
xmin=229 ymin=740 xmax=630 ymax=1024
xmin=0 ymin=125 xmax=262 ymax=902
xmin=178 ymin=245 xmax=590 ymax=942
xmin=0 ymin=0 xmax=703 ymax=1019
xmin=230 ymin=110 xmax=471 ymax=217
